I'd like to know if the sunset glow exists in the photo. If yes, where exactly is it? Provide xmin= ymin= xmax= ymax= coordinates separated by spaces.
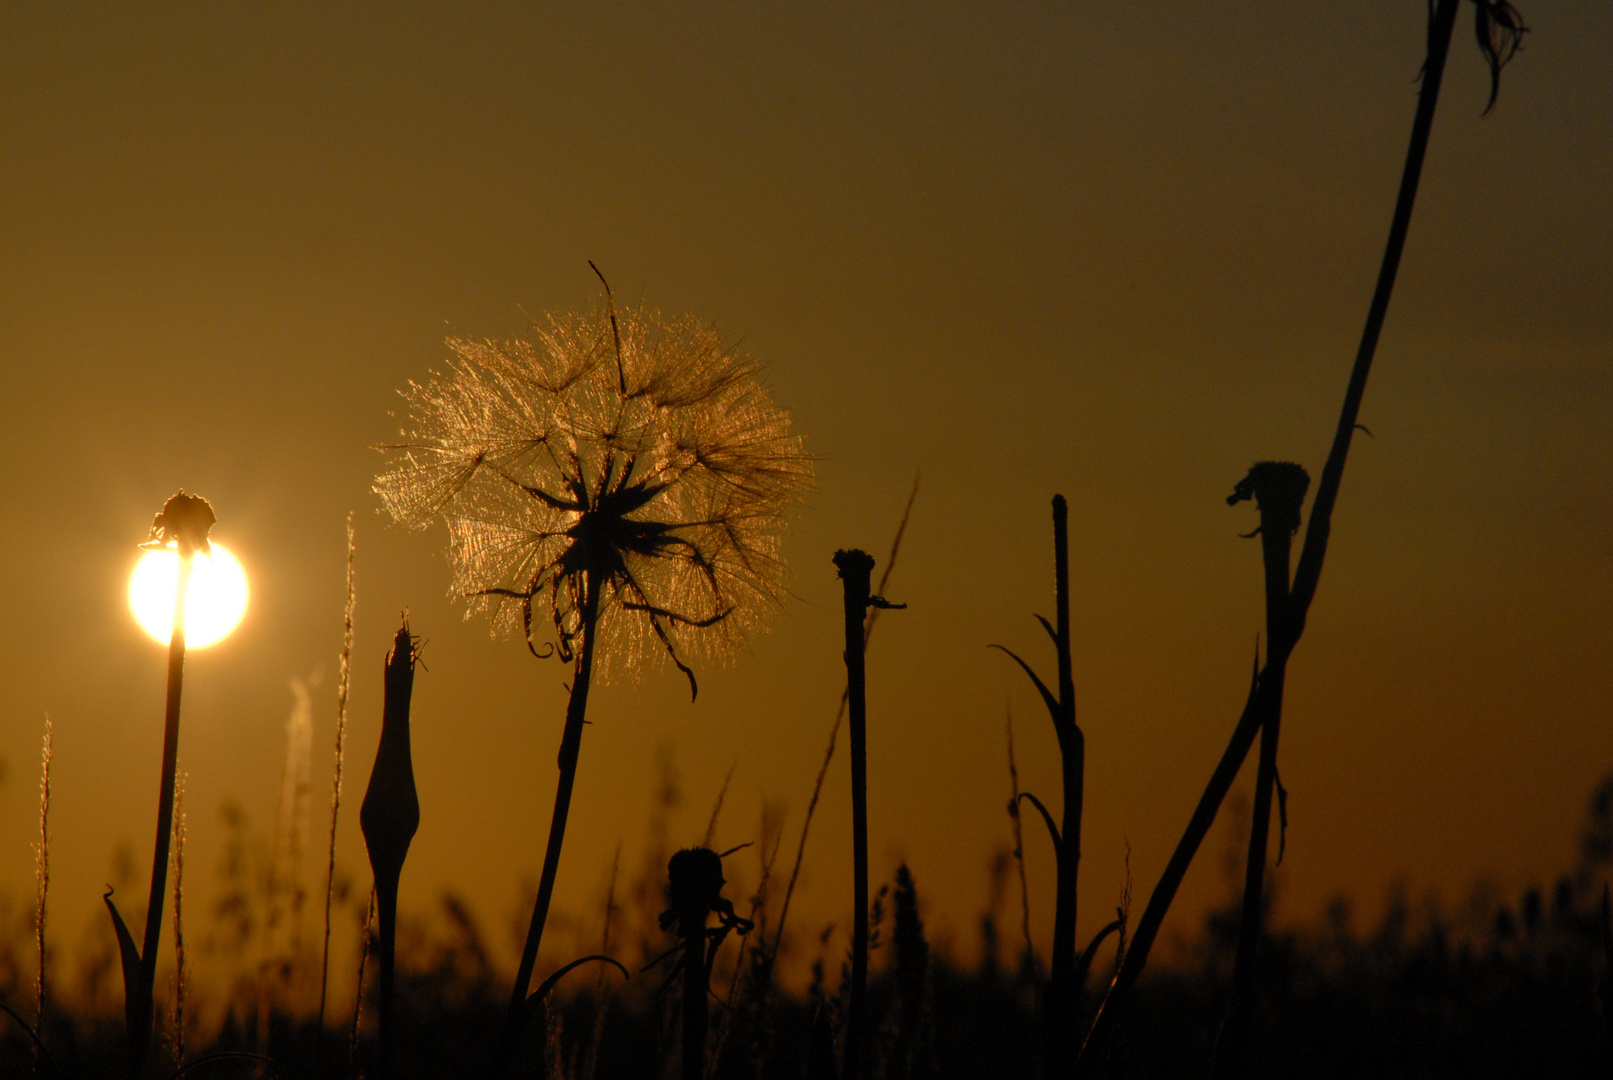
xmin=128 ymin=542 xmax=249 ymax=648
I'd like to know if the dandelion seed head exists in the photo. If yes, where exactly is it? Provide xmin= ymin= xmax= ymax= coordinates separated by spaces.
xmin=375 ymin=298 xmax=812 ymax=682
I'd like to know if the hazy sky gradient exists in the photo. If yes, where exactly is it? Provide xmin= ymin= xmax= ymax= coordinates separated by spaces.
xmin=0 ymin=2 xmax=1608 ymax=994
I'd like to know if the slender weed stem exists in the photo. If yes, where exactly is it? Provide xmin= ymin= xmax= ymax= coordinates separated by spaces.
xmin=990 ymin=495 xmax=1082 ymax=1077
xmin=350 ymin=887 xmax=376 ymax=1069
xmin=766 ymin=474 xmax=918 ymax=997
xmin=497 ymin=573 xmax=602 ymax=1074
xmin=1077 ymin=5 xmax=1476 ymax=1069
xmin=703 ymin=762 xmax=737 ymax=849
xmin=170 ymin=769 xmax=188 ymax=1066
xmin=834 ymin=549 xmax=904 ymax=1080
xmin=836 ymin=550 xmax=874 ymax=1080
xmin=319 ymin=514 xmax=357 ymax=1030
xmin=114 ymin=491 xmax=214 ymax=1080
xmin=34 ymin=713 xmax=52 ymax=1075
xmin=1004 ymin=706 xmax=1037 ymax=978
xmin=1212 ymin=463 xmax=1309 ymax=1075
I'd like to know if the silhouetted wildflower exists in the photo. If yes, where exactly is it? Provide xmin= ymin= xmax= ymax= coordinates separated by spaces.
xmin=375 ymin=297 xmax=811 ymax=690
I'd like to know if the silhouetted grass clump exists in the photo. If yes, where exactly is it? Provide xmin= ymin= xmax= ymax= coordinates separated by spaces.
xmin=8 ymin=769 xmax=1613 ymax=1079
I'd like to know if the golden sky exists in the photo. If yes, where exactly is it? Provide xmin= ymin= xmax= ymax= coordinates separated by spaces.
xmin=0 ymin=2 xmax=1608 ymax=993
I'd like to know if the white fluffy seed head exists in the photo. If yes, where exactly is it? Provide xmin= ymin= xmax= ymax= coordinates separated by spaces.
xmin=375 ymin=299 xmax=813 ymax=682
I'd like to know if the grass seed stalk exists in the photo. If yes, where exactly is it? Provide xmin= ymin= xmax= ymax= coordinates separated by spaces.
xmin=34 ymin=712 xmax=52 ymax=1070
xmin=319 ymin=513 xmax=357 ymax=1029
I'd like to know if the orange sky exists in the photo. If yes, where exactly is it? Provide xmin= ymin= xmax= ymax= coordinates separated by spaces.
xmin=0 ymin=3 xmax=1608 ymax=1001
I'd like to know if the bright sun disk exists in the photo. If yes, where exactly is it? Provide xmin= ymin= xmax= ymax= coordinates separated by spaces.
xmin=129 ymin=542 xmax=249 ymax=648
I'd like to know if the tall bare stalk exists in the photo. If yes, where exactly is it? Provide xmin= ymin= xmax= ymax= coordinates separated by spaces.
xmin=1076 ymin=3 xmax=1526 ymax=1070
xmin=765 ymin=474 xmax=918 ymax=994
xmin=319 ymin=514 xmax=357 ymax=1029
xmin=990 ymin=494 xmax=1083 ymax=1077
xmin=1211 ymin=463 xmax=1309 ymax=1076
xmin=833 ymin=549 xmax=903 ymax=1080
xmin=105 ymin=491 xmax=214 ymax=1080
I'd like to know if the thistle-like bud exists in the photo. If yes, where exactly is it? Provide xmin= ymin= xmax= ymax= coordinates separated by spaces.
xmin=360 ymin=622 xmax=421 ymax=895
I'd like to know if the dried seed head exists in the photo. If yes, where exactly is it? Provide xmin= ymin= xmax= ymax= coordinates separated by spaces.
xmin=144 ymin=491 xmax=216 ymax=555
xmin=1227 ymin=462 xmax=1311 ymax=536
xmin=666 ymin=847 xmax=727 ymax=918
xmin=375 ymin=299 xmax=812 ymax=683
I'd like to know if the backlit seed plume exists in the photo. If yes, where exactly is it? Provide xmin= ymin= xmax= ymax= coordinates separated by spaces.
xmin=375 ymin=298 xmax=812 ymax=685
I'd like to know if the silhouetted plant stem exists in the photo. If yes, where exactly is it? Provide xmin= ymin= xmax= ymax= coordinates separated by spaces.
xmin=1077 ymin=5 xmax=1468 ymax=1071
xmin=359 ymin=621 xmax=422 ymax=1080
xmin=105 ymin=492 xmax=214 ymax=1080
xmin=34 ymin=712 xmax=52 ymax=1075
xmin=1213 ymin=463 xmax=1309 ymax=1077
xmin=834 ymin=549 xmax=904 ymax=1080
xmin=350 ymin=888 xmax=375 ymax=1069
xmin=318 ymin=514 xmax=357 ymax=1031
xmin=497 ymin=573 xmax=602 ymax=1074
xmin=762 ymin=476 xmax=917 ymax=1011
xmin=681 ymin=918 xmax=708 ymax=1080
xmin=658 ymin=848 xmax=752 ymax=1080
xmin=990 ymin=494 xmax=1083 ymax=1078
xmin=837 ymin=549 xmax=875 ymax=1080
xmin=1005 ymin=707 xmax=1038 ymax=976
xmin=169 ymin=769 xmax=188 ymax=1066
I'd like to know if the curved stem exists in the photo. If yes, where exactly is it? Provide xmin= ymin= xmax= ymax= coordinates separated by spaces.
xmin=1287 ymin=0 xmax=1461 ymax=636
xmin=1077 ymin=5 xmax=1462 ymax=1072
xmin=494 ymin=573 xmax=601 ymax=1076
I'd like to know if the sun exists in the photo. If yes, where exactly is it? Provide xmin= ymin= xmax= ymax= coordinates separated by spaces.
xmin=128 ymin=542 xmax=250 ymax=648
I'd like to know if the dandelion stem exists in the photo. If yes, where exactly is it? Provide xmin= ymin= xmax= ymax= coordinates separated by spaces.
xmin=1076 ymin=6 xmax=1465 ymax=1070
xmin=497 ymin=572 xmax=602 ymax=1075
